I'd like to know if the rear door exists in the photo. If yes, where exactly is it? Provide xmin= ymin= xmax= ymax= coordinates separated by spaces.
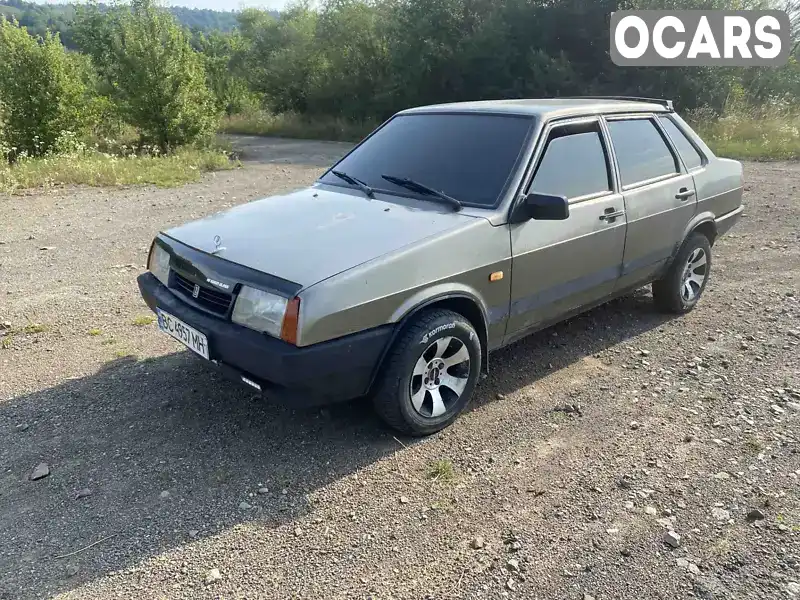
xmin=603 ymin=115 xmax=698 ymax=290
xmin=506 ymin=117 xmax=626 ymax=342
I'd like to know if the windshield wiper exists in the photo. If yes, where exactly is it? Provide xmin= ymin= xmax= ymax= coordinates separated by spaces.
xmin=381 ymin=174 xmax=462 ymax=211
xmin=331 ymin=170 xmax=375 ymax=198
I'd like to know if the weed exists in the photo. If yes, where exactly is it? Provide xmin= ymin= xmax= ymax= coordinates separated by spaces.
xmin=744 ymin=438 xmax=763 ymax=455
xmin=23 ymin=323 xmax=47 ymax=334
xmin=1 ymin=334 xmax=12 ymax=349
xmin=132 ymin=315 xmax=155 ymax=326
xmin=101 ymin=337 xmax=117 ymax=345
xmin=426 ymin=459 xmax=455 ymax=483
xmin=88 ymin=328 xmax=102 ymax=336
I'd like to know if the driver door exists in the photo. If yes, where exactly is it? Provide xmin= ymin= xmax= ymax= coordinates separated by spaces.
xmin=506 ymin=117 xmax=627 ymax=342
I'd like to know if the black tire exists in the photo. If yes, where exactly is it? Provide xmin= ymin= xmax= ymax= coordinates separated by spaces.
xmin=653 ymin=232 xmax=712 ymax=314
xmin=372 ymin=309 xmax=482 ymax=436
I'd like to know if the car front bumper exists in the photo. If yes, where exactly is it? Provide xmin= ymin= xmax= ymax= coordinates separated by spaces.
xmin=137 ymin=272 xmax=392 ymax=405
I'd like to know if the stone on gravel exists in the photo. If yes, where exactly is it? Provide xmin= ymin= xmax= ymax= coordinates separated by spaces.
xmin=400 ymin=496 xmax=409 ymax=504
xmin=645 ymin=506 xmax=657 ymax=516
xmin=294 ymin=527 xmax=303 ymax=537
xmin=786 ymin=402 xmax=800 ymax=412
xmin=159 ymin=490 xmax=170 ymax=499
xmin=664 ymin=531 xmax=681 ymax=548
xmin=693 ymin=575 xmax=728 ymax=599
xmin=205 ymin=568 xmax=222 ymax=584
xmin=746 ymin=509 xmax=766 ymax=522
xmin=75 ymin=488 xmax=92 ymax=500
xmin=507 ymin=558 xmax=520 ymax=572
xmin=65 ymin=564 xmax=79 ymax=578
xmin=471 ymin=536 xmax=485 ymax=549
xmin=0 ymin=321 xmax=11 ymax=329
xmin=583 ymin=594 xmax=596 ymax=600
xmin=785 ymin=582 xmax=800 ymax=597
xmin=189 ymin=530 xmax=199 ymax=538
xmin=257 ymin=487 xmax=269 ymax=495
xmin=15 ymin=423 xmax=29 ymax=432
xmin=713 ymin=472 xmax=731 ymax=480
xmin=506 ymin=578 xmax=516 ymax=591
xmin=712 ymin=507 xmax=731 ymax=521
xmin=677 ymin=558 xmax=690 ymax=568
xmin=630 ymin=421 xmax=641 ymax=430
xmin=30 ymin=463 xmax=50 ymax=481
xmin=239 ymin=501 xmax=252 ymax=510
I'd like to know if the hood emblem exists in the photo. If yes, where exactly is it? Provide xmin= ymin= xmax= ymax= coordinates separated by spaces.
xmin=211 ymin=235 xmax=226 ymax=255
xmin=192 ymin=284 xmax=201 ymax=299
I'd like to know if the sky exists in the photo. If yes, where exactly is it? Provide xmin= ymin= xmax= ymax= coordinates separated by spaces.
xmin=30 ymin=0 xmax=291 ymax=10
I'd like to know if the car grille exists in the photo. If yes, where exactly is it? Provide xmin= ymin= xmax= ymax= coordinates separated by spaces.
xmin=172 ymin=271 xmax=233 ymax=316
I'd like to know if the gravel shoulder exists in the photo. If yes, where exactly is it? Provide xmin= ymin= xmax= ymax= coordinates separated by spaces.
xmin=1 ymin=142 xmax=798 ymax=600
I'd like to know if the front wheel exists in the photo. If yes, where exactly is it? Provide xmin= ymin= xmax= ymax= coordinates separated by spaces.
xmin=372 ymin=309 xmax=482 ymax=436
xmin=653 ymin=232 xmax=712 ymax=314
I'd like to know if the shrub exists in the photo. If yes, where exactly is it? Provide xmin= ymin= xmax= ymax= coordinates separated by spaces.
xmin=74 ymin=0 xmax=220 ymax=153
xmin=0 ymin=17 xmax=91 ymax=160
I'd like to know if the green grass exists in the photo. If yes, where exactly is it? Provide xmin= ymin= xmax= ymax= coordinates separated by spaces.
xmin=688 ymin=106 xmax=800 ymax=161
xmin=88 ymin=328 xmax=103 ymax=337
xmin=0 ymin=147 xmax=238 ymax=194
xmin=426 ymin=459 xmax=456 ymax=483
xmin=220 ymin=111 xmax=376 ymax=143
xmin=23 ymin=323 xmax=47 ymax=334
xmin=131 ymin=315 xmax=155 ymax=327
xmin=1 ymin=335 xmax=12 ymax=349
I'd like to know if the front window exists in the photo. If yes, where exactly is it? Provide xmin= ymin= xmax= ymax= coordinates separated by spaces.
xmin=319 ymin=113 xmax=534 ymax=207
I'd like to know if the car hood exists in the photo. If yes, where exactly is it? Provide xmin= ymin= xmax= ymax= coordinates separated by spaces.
xmin=163 ymin=186 xmax=480 ymax=288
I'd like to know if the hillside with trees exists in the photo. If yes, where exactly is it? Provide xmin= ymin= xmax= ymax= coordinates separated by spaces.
xmin=0 ymin=0 xmax=799 ymax=192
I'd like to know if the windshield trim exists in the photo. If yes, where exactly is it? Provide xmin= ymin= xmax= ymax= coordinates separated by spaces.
xmin=319 ymin=112 xmax=538 ymax=210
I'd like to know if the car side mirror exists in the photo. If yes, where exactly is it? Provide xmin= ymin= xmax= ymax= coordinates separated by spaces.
xmin=512 ymin=192 xmax=570 ymax=222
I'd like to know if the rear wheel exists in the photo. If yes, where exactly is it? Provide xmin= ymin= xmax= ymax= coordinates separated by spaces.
xmin=372 ymin=309 xmax=481 ymax=436
xmin=653 ymin=232 xmax=712 ymax=314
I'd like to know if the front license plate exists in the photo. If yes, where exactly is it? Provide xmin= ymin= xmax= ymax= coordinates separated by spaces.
xmin=156 ymin=309 xmax=209 ymax=360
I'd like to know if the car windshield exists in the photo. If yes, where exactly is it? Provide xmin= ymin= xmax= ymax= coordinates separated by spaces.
xmin=319 ymin=113 xmax=534 ymax=207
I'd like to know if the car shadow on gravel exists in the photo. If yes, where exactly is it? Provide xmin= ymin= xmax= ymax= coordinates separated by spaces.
xmin=0 ymin=289 xmax=674 ymax=599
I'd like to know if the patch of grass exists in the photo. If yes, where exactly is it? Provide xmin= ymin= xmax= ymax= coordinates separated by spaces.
xmin=426 ymin=459 xmax=456 ymax=483
xmin=744 ymin=437 xmax=764 ymax=455
xmin=220 ymin=111 xmax=376 ymax=143
xmin=710 ymin=536 xmax=732 ymax=556
xmin=0 ymin=147 xmax=238 ymax=194
xmin=101 ymin=337 xmax=117 ymax=345
xmin=131 ymin=315 xmax=155 ymax=327
xmin=88 ymin=328 xmax=103 ymax=337
xmin=23 ymin=323 xmax=47 ymax=334
xmin=113 ymin=349 xmax=135 ymax=359
xmin=1 ymin=334 xmax=12 ymax=349
xmin=688 ymin=105 xmax=800 ymax=161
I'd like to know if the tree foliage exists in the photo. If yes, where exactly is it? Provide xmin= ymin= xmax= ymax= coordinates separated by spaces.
xmin=0 ymin=17 xmax=91 ymax=159
xmin=74 ymin=0 xmax=219 ymax=152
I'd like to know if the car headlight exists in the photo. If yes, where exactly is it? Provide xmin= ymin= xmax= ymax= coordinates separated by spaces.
xmin=148 ymin=242 xmax=171 ymax=287
xmin=232 ymin=286 xmax=288 ymax=338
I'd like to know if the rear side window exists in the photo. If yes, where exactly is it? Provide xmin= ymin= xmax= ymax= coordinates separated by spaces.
xmin=607 ymin=118 xmax=679 ymax=187
xmin=530 ymin=125 xmax=611 ymax=200
xmin=659 ymin=116 xmax=704 ymax=170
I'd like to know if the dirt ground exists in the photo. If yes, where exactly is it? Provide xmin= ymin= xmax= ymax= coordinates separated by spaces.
xmin=0 ymin=138 xmax=798 ymax=600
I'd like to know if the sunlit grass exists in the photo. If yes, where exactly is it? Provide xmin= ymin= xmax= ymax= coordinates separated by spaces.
xmin=220 ymin=111 xmax=376 ymax=143
xmin=131 ymin=315 xmax=155 ymax=326
xmin=0 ymin=147 xmax=238 ymax=194
xmin=688 ymin=105 xmax=800 ymax=161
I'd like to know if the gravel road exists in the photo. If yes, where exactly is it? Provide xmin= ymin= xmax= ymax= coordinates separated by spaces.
xmin=1 ymin=138 xmax=798 ymax=600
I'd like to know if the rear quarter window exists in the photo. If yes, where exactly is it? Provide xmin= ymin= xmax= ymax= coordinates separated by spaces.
xmin=658 ymin=116 xmax=705 ymax=171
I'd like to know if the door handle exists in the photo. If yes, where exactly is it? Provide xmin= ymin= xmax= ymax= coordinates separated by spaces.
xmin=675 ymin=188 xmax=696 ymax=200
xmin=599 ymin=208 xmax=625 ymax=221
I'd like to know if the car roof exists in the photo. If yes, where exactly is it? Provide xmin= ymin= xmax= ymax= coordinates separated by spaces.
xmin=398 ymin=98 xmax=672 ymax=120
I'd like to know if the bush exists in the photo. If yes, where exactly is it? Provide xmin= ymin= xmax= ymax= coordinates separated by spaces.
xmin=74 ymin=0 xmax=220 ymax=153
xmin=0 ymin=17 xmax=92 ymax=160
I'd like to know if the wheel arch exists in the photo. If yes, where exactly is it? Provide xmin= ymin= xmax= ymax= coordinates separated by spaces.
xmin=366 ymin=291 xmax=490 ymax=394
